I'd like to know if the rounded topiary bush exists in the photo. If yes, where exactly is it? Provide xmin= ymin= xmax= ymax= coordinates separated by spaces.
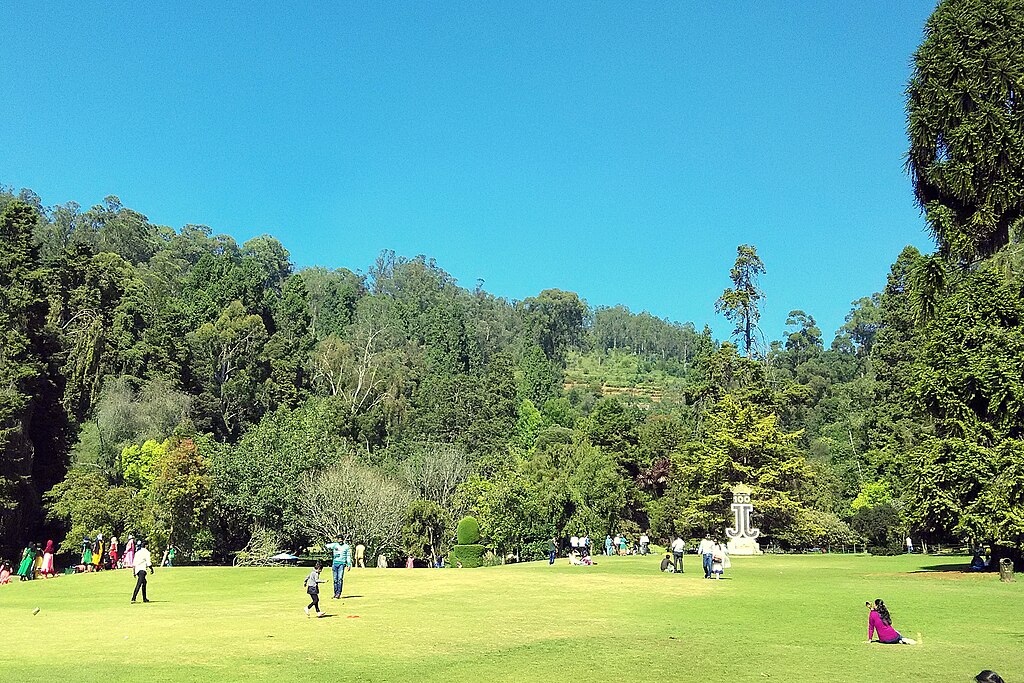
xmin=451 ymin=515 xmax=484 ymax=567
xmin=456 ymin=516 xmax=481 ymax=545
xmin=449 ymin=543 xmax=485 ymax=568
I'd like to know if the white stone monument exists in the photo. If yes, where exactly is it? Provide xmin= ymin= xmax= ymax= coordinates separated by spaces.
xmin=725 ymin=483 xmax=762 ymax=555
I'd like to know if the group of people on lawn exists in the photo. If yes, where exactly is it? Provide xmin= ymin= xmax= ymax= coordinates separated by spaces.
xmin=2 ymin=533 xmax=175 ymax=585
xmin=662 ymin=534 xmax=731 ymax=578
xmin=546 ymin=531 xmax=655 ymax=566
xmin=2 ymin=533 xmax=158 ymax=603
xmin=603 ymin=532 xmax=651 ymax=556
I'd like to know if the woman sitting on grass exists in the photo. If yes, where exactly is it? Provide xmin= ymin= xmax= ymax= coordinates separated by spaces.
xmin=865 ymin=599 xmax=916 ymax=645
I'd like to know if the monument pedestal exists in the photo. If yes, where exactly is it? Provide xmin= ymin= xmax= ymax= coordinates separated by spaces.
xmin=727 ymin=537 xmax=761 ymax=556
xmin=725 ymin=484 xmax=762 ymax=556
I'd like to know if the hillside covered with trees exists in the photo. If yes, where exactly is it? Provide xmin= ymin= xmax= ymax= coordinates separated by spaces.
xmin=2 ymin=0 xmax=1023 ymax=567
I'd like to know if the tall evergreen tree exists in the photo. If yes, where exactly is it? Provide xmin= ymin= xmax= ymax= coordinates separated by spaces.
xmin=0 ymin=201 xmax=72 ymax=549
xmin=715 ymin=245 xmax=765 ymax=358
xmin=907 ymin=0 xmax=1024 ymax=263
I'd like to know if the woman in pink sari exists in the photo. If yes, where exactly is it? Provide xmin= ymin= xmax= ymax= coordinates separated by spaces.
xmin=122 ymin=535 xmax=135 ymax=569
xmin=40 ymin=539 xmax=56 ymax=577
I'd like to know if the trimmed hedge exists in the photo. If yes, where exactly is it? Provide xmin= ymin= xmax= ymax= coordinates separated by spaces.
xmin=456 ymin=516 xmax=481 ymax=545
xmin=867 ymin=545 xmax=901 ymax=556
xmin=450 ymin=544 xmax=485 ymax=568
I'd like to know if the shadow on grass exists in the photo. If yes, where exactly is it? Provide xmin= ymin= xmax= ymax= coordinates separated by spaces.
xmin=910 ymin=562 xmax=971 ymax=573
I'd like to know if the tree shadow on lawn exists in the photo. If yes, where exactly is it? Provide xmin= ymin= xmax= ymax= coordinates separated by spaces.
xmin=910 ymin=562 xmax=969 ymax=573
xmin=908 ymin=561 xmax=1002 ymax=577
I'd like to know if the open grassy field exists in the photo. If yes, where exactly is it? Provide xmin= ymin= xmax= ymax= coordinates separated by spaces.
xmin=0 ymin=553 xmax=1020 ymax=682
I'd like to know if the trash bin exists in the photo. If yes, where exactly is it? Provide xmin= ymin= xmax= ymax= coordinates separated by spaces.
xmin=999 ymin=558 xmax=1014 ymax=583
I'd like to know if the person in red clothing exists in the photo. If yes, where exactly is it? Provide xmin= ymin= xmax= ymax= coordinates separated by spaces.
xmin=40 ymin=540 xmax=57 ymax=577
xmin=865 ymin=599 xmax=916 ymax=645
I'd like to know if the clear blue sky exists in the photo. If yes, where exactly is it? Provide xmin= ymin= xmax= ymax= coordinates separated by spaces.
xmin=0 ymin=2 xmax=937 ymax=342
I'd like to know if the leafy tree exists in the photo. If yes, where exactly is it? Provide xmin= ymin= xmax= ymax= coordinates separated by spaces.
xmin=208 ymin=398 xmax=347 ymax=550
xmin=517 ymin=345 xmax=562 ymax=406
xmin=715 ymin=245 xmax=766 ymax=357
xmin=189 ymin=300 xmax=268 ymax=439
xmin=399 ymin=444 xmax=470 ymax=507
xmin=512 ymin=399 xmax=544 ymax=450
xmin=851 ymin=503 xmax=903 ymax=554
xmin=300 ymin=267 xmax=364 ymax=338
xmin=901 ymin=267 xmax=1024 ymax=561
xmin=298 ymin=459 xmax=414 ymax=562
xmin=783 ymin=310 xmax=823 ymax=363
xmin=832 ymin=295 xmax=882 ymax=356
xmin=907 ymin=0 xmax=1024 ymax=263
xmin=121 ymin=439 xmax=168 ymax=492
xmin=146 ymin=438 xmax=212 ymax=554
xmin=520 ymin=289 xmax=588 ymax=362
xmin=44 ymin=470 xmax=145 ymax=553
xmin=402 ymin=499 xmax=451 ymax=565
xmin=0 ymin=200 xmax=72 ymax=547
xmin=906 ymin=437 xmax=1024 ymax=560
xmin=663 ymin=395 xmax=812 ymax=539
xmin=456 ymin=475 xmax=551 ymax=560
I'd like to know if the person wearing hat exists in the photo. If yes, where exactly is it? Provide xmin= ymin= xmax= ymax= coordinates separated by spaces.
xmin=131 ymin=540 xmax=154 ymax=603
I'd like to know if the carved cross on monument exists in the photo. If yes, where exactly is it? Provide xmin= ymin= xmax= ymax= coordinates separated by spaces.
xmin=725 ymin=484 xmax=762 ymax=555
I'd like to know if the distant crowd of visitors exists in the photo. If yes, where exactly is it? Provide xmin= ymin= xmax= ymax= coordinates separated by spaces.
xmin=2 ymin=532 xmax=172 ymax=604
xmin=3 ymin=533 xmax=177 ymax=583
xmin=546 ymin=531 xmax=734 ymax=579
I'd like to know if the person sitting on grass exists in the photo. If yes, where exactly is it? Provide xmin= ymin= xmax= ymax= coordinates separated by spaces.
xmin=968 ymin=552 xmax=987 ymax=571
xmin=865 ymin=599 xmax=916 ymax=644
xmin=660 ymin=553 xmax=674 ymax=573
xmin=568 ymin=551 xmax=595 ymax=566
xmin=0 ymin=561 xmax=11 ymax=584
xmin=975 ymin=671 xmax=1004 ymax=683
xmin=304 ymin=561 xmax=326 ymax=618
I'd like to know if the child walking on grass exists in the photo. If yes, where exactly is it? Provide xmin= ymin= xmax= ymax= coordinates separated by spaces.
xmin=304 ymin=562 xmax=326 ymax=618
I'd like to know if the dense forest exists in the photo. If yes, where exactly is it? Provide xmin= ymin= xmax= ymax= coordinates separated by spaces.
xmin=2 ymin=0 xmax=1023 ymax=566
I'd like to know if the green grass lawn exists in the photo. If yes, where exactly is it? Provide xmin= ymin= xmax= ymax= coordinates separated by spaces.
xmin=1 ymin=553 xmax=1020 ymax=682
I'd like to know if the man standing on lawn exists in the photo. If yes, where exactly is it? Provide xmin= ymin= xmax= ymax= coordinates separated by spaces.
xmin=670 ymin=536 xmax=686 ymax=573
xmin=131 ymin=540 xmax=154 ymax=603
xmin=325 ymin=537 xmax=352 ymax=599
xmin=697 ymin=534 xmax=715 ymax=579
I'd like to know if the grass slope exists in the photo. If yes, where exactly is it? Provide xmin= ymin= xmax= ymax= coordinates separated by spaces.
xmin=0 ymin=554 xmax=1020 ymax=682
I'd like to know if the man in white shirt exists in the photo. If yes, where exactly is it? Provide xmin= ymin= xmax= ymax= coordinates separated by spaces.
xmin=569 ymin=535 xmax=579 ymax=553
xmin=640 ymin=532 xmax=651 ymax=555
xmin=131 ymin=540 xmax=154 ymax=603
xmin=697 ymin=535 xmax=716 ymax=579
xmin=670 ymin=536 xmax=686 ymax=573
